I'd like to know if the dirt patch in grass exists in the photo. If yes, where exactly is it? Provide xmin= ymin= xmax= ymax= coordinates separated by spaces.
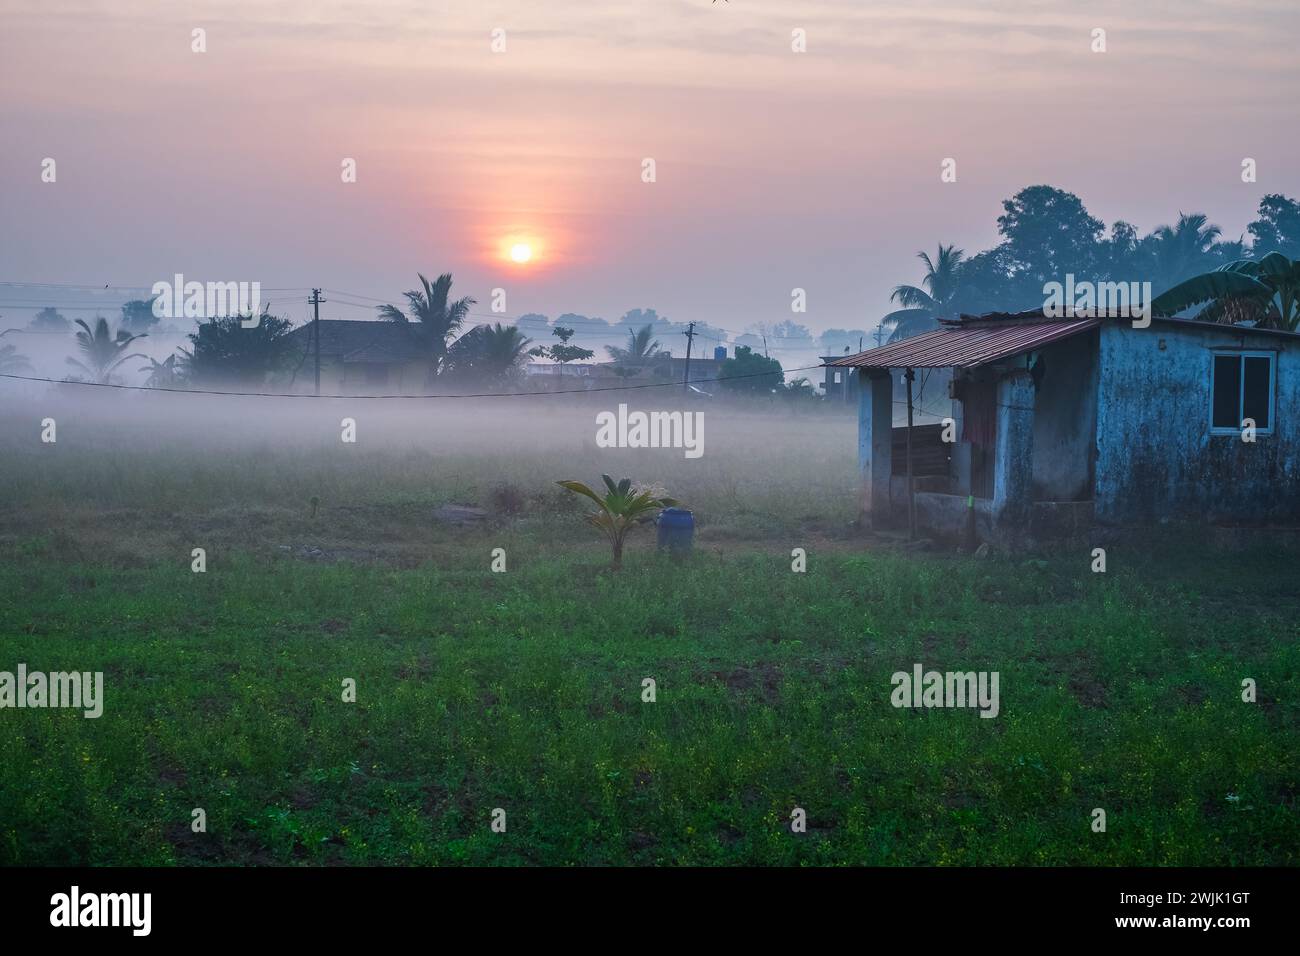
xmin=289 ymin=787 xmax=319 ymax=811
xmin=1068 ymin=674 xmax=1110 ymax=709
xmin=716 ymin=822 xmax=744 ymax=847
xmin=707 ymin=663 xmax=783 ymax=702
xmin=165 ymin=822 xmax=226 ymax=863
xmin=156 ymin=763 xmax=189 ymax=788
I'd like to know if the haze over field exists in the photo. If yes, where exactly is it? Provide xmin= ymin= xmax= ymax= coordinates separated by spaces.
xmin=3 ymin=0 xmax=1299 ymax=331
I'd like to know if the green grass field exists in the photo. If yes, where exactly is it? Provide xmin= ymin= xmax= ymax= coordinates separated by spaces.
xmin=0 ymin=397 xmax=1296 ymax=865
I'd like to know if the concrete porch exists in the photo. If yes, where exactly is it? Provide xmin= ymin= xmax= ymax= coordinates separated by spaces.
xmin=834 ymin=315 xmax=1103 ymax=544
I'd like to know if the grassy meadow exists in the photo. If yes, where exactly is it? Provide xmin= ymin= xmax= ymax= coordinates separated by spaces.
xmin=0 ymin=393 xmax=1296 ymax=865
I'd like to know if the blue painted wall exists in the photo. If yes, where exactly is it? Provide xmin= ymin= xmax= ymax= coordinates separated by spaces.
xmin=1095 ymin=322 xmax=1300 ymax=525
xmin=1031 ymin=333 xmax=1098 ymax=501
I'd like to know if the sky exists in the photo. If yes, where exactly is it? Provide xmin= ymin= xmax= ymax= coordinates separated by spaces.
xmin=2 ymin=0 xmax=1299 ymax=339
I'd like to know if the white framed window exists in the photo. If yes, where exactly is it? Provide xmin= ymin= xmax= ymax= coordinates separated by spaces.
xmin=1210 ymin=351 xmax=1275 ymax=435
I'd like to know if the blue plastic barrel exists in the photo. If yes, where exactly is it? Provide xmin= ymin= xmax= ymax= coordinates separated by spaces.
xmin=656 ymin=507 xmax=695 ymax=554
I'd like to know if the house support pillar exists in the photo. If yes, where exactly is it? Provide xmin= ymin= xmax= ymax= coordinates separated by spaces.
xmin=992 ymin=369 xmax=1035 ymax=534
xmin=858 ymin=369 xmax=893 ymax=529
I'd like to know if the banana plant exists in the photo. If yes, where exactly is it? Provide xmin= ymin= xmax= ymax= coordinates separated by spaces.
xmin=556 ymin=475 xmax=677 ymax=570
xmin=1152 ymin=252 xmax=1300 ymax=331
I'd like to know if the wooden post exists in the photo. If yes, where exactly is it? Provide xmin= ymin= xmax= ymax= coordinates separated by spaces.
xmin=905 ymin=367 xmax=916 ymax=540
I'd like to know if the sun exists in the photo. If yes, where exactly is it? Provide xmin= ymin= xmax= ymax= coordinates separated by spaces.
xmin=510 ymin=243 xmax=532 ymax=263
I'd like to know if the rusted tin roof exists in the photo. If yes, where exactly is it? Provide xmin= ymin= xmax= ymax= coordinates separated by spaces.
xmin=826 ymin=318 xmax=1100 ymax=369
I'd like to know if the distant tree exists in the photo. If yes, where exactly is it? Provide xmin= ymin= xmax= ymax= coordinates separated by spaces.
xmin=1247 ymin=194 xmax=1300 ymax=259
xmin=951 ymin=245 xmax=1028 ymax=314
xmin=613 ymin=308 xmax=671 ymax=335
xmin=719 ymin=346 xmax=783 ymax=394
xmin=120 ymin=297 xmax=161 ymax=335
xmin=690 ymin=321 xmax=730 ymax=342
xmin=180 ymin=312 xmax=296 ymax=389
xmin=515 ymin=313 xmax=552 ymax=340
xmin=139 ymin=354 xmax=182 ymax=388
xmin=606 ymin=323 xmax=663 ymax=364
xmin=818 ymin=328 xmax=869 ymax=355
xmin=780 ymin=376 xmax=817 ymax=402
xmin=555 ymin=313 xmax=611 ymax=337
xmin=766 ymin=320 xmax=815 ymax=350
xmin=528 ymin=326 xmax=594 ymax=378
xmin=1213 ymin=236 xmax=1249 ymax=264
xmin=996 ymin=185 xmax=1104 ymax=288
xmin=1097 ymin=221 xmax=1142 ymax=279
xmin=446 ymin=323 xmax=533 ymax=387
xmin=65 ymin=317 xmax=148 ymax=385
xmin=0 ymin=342 xmax=33 ymax=374
xmin=377 ymin=273 xmax=476 ymax=382
xmin=606 ymin=324 xmax=672 ymax=380
xmin=28 ymin=307 xmax=70 ymax=333
xmin=884 ymin=244 xmax=967 ymax=342
xmin=1147 ymin=212 xmax=1223 ymax=293
xmin=874 ymin=186 xmax=1300 ymax=333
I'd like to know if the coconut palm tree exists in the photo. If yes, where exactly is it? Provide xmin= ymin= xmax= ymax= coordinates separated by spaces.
xmin=556 ymin=475 xmax=677 ymax=570
xmin=1152 ymin=252 xmax=1300 ymax=331
xmin=139 ymin=354 xmax=182 ymax=388
xmin=377 ymin=273 xmax=476 ymax=381
xmin=883 ymin=244 xmax=966 ymax=342
xmin=1148 ymin=212 xmax=1223 ymax=293
xmin=605 ymin=323 xmax=672 ymax=379
xmin=65 ymin=317 xmax=147 ymax=384
xmin=605 ymin=324 xmax=665 ymax=365
xmin=446 ymin=323 xmax=532 ymax=385
xmin=0 ymin=342 xmax=33 ymax=374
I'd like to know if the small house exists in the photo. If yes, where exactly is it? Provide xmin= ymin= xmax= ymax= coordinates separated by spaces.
xmin=285 ymin=320 xmax=429 ymax=394
xmin=827 ymin=310 xmax=1300 ymax=541
xmin=820 ymin=356 xmax=855 ymax=403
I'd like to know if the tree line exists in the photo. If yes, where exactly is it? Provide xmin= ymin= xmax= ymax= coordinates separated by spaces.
xmin=5 ymin=184 xmax=1295 ymax=386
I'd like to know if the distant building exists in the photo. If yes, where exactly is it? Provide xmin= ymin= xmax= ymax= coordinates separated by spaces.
xmin=285 ymin=320 xmax=428 ymax=393
xmin=524 ymin=362 xmax=620 ymax=389
xmin=527 ymin=357 xmax=724 ymax=390
xmin=666 ymin=356 xmax=723 ymax=384
xmin=820 ymin=357 xmax=855 ymax=402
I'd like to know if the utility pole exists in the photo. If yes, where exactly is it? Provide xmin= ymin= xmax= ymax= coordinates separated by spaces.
xmin=308 ymin=288 xmax=326 ymax=396
xmin=843 ymin=346 xmax=851 ymax=406
xmin=681 ymin=321 xmax=696 ymax=393
xmin=872 ymin=325 xmax=885 ymax=348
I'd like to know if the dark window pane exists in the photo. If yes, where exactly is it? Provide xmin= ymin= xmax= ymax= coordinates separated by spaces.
xmin=1243 ymin=356 xmax=1272 ymax=429
xmin=1212 ymin=355 xmax=1241 ymax=429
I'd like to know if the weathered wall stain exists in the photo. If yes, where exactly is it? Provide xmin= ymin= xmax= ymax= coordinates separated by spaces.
xmin=1096 ymin=323 xmax=1300 ymax=525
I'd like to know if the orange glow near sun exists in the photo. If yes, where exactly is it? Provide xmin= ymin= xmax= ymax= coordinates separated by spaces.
xmin=498 ymin=233 xmax=542 ymax=266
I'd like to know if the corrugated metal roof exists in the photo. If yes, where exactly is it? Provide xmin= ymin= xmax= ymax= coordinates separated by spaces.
xmin=827 ymin=319 xmax=1100 ymax=369
xmin=286 ymin=319 xmax=426 ymax=362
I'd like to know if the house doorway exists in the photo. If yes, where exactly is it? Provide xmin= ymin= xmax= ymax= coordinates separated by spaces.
xmin=962 ymin=379 xmax=997 ymax=499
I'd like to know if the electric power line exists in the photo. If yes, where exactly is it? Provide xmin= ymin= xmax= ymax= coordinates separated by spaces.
xmin=0 ymin=362 xmax=827 ymax=400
